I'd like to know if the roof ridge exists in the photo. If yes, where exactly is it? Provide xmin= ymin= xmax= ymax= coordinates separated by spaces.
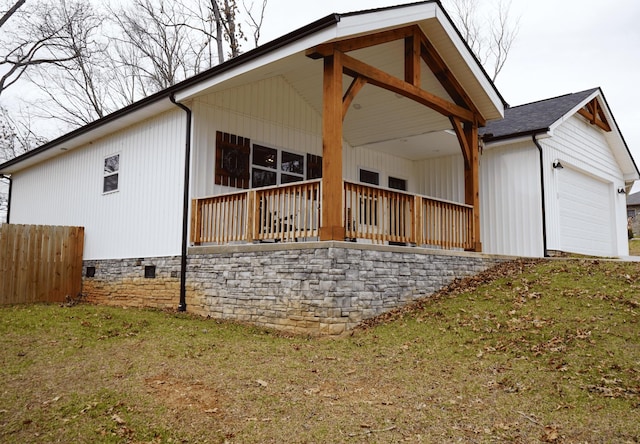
xmin=506 ymin=87 xmax=600 ymax=110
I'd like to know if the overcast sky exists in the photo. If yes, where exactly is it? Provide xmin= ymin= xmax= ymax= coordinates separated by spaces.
xmin=260 ymin=0 xmax=640 ymax=188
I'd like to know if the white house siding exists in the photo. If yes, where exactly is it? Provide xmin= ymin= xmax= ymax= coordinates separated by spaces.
xmin=480 ymin=142 xmax=544 ymax=257
xmin=191 ymin=76 xmax=324 ymax=197
xmin=415 ymin=154 xmax=465 ymax=202
xmin=10 ymin=109 xmax=186 ymax=260
xmin=191 ymin=75 xmax=422 ymax=197
xmin=343 ymin=146 xmax=417 ymax=191
xmin=542 ymin=115 xmax=628 ymax=256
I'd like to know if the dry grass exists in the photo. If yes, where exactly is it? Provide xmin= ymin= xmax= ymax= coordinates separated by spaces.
xmin=0 ymin=259 xmax=639 ymax=443
xmin=629 ymin=239 xmax=640 ymax=256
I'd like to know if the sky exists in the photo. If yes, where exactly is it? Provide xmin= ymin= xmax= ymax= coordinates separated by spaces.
xmin=259 ymin=0 xmax=640 ymax=188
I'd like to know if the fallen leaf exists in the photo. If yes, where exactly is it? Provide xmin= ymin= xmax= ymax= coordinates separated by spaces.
xmin=112 ymin=414 xmax=125 ymax=425
xmin=542 ymin=425 xmax=559 ymax=442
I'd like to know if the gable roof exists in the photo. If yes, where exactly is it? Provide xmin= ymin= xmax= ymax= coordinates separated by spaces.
xmin=481 ymin=87 xmax=639 ymax=183
xmin=480 ymin=88 xmax=598 ymax=141
xmin=0 ymin=0 xmax=504 ymax=175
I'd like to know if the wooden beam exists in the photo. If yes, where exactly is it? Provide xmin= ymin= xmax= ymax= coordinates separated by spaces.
xmin=342 ymin=76 xmax=367 ymax=119
xmin=341 ymin=52 xmax=476 ymax=123
xmin=307 ymin=26 xmax=415 ymax=59
xmin=577 ymin=98 xmax=611 ymax=132
xmin=462 ymin=122 xmax=481 ymax=252
xmin=405 ymin=34 xmax=421 ymax=87
xmin=419 ymin=33 xmax=484 ymax=125
xmin=320 ymin=52 xmax=346 ymax=240
xmin=450 ymin=116 xmax=471 ymax=169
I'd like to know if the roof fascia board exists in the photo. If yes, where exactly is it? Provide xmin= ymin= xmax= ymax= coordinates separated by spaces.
xmin=483 ymin=132 xmax=551 ymax=148
xmin=547 ymin=89 xmax=600 ymax=134
xmin=175 ymin=28 xmax=339 ymax=102
xmin=549 ymin=88 xmax=639 ymax=180
xmin=0 ymin=97 xmax=175 ymax=174
xmin=435 ymin=7 xmax=505 ymax=115
xmin=334 ymin=2 xmax=438 ymax=38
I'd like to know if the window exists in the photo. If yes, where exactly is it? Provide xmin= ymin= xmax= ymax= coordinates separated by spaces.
xmin=215 ymin=131 xmax=250 ymax=189
xmin=307 ymin=154 xmax=322 ymax=179
xmin=359 ymin=169 xmax=379 ymax=185
xmin=103 ymin=154 xmax=119 ymax=193
xmin=251 ymin=144 xmax=305 ymax=188
xmin=388 ymin=176 xmax=407 ymax=191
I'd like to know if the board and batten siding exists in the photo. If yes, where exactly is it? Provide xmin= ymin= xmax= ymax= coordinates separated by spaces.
xmin=480 ymin=141 xmax=544 ymax=257
xmin=191 ymin=76 xmax=324 ymax=197
xmin=415 ymin=154 xmax=464 ymax=202
xmin=10 ymin=109 xmax=187 ymax=260
xmin=191 ymin=75 xmax=425 ymax=197
xmin=542 ymin=115 xmax=628 ymax=256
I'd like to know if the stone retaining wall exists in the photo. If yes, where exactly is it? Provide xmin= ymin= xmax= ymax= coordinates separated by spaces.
xmin=82 ymin=242 xmax=512 ymax=335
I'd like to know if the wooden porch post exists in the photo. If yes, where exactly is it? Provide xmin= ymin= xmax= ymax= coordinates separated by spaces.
xmin=320 ymin=52 xmax=346 ymax=240
xmin=463 ymin=122 xmax=482 ymax=252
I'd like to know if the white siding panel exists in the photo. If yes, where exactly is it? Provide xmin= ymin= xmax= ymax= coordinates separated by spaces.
xmin=415 ymin=154 xmax=465 ymax=202
xmin=192 ymin=76 xmax=323 ymax=197
xmin=543 ymin=115 xmax=627 ymax=256
xmin=480 ymin=142 xmax=544 ymax=257
xmin=11 ymin=110 xmax=186 ymax=260
xmin=344 ymin=146 xmax=417 ymax=190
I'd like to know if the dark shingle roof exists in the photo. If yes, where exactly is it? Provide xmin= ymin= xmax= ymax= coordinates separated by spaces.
xmin=481 ymin=88 xmax=599 ymax=141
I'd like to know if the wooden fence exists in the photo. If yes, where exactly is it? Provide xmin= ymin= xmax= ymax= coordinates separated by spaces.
xmin=0 ymin=224 xmax=85 ymax=305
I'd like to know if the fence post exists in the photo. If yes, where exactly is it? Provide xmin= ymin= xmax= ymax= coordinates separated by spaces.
xmin=413 ymin=195 xmax=423 ymax=246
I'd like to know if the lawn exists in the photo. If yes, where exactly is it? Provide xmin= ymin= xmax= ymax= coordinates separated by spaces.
xmin=629 ymin=238 xmax=640 ymax=256
xmin=0 ymin=259 xmax=638 ymax=443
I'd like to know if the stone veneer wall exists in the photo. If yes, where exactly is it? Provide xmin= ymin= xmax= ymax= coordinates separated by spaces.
xmin=82 ymin=256 xmax=199 ymax=310
xmin=82 ymin=243 xmax=512 ymax=335
xmin=186 ymin=242 xmax=512 ymax=335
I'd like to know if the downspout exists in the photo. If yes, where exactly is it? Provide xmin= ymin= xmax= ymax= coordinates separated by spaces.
xmin=0 ymin=174 xmax=11 ymax=223
xmin=532 ymin=135 xmax=549 ymax=257
xmin=170 ymin=94 xmax=192 ymax=312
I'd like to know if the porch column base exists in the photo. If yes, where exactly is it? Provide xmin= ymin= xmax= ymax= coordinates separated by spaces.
xmin=320 ymin=226 xmax=346 ymax=241
xmin=466 ymin=241 xmax=482 ymax=253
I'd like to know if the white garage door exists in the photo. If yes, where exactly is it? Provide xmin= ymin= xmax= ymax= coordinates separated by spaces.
xmin=557 ymin=167 xmax=614 ymax=256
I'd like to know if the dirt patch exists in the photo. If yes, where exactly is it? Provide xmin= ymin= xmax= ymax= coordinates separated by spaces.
xmin=144 ymin=373 xmax=222 ymax=414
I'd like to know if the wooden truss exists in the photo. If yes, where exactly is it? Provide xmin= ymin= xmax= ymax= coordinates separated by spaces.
xmin=306 ymin=25 xmax=484 ymax=250
xmin=577 ymin=97 xmax=611 ymax=132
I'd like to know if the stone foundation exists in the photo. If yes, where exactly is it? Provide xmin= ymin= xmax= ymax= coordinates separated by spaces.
xmin=187 ymin=242 xmax=511 ymax=335
xmin=82 ymin=256 xmax=203 ymax=311
xmin=82 ymin=243 xmax=512 ymax=335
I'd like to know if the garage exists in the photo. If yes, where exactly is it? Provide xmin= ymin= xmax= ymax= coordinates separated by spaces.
xmin=557 ymin=166 xmax=615 ymax=257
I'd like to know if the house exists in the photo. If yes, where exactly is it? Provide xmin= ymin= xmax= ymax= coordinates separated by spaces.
xmin=480 ymin=88 xmax=638 ymax=258
xmin=0 ymin=1 xmax=636 ymax=333
xmin=626 ymin=191 xmax=640 ymax=236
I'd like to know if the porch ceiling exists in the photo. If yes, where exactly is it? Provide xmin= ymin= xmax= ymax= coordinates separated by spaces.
xmin=280 ymin=39 xmax=460 ymax=158
xmin=182 ymin=7 xmax=504 ymax=161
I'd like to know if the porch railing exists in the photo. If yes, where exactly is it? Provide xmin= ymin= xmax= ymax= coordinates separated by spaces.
xmin=191 ymin=179 xmax=321 ymax=244
xmin=343 ymin=181 xmax=473 ymax=249
xmin=191 ymin=179 xmax=473 ymax=249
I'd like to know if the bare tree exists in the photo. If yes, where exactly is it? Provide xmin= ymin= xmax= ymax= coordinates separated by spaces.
xmin=243 ymin=0 xmax=268 ymax=47
xmin=442 ymin=0 xmax=519 ymax=81
xmin=3 ymin=0 xmax=268 ymax=133
xmin=27 ymin=0 xmax=110 ymax=126
xmin=0 ymin=0 xmax=91 ymax=96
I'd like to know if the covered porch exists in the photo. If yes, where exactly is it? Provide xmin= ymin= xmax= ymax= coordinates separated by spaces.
xmin=183 ymin=8 xmax=503 ymax=252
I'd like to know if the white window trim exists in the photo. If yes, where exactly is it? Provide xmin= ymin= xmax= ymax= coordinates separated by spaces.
xmin=103 ymin=152 xmax=120 ymax=195
xmin=250 ymin=143 xmax=306 ymax=188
